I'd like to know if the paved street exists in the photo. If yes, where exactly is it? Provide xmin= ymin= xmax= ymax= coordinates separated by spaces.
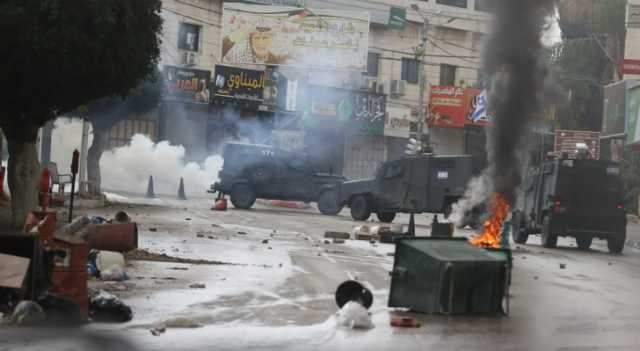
xmin=2 ymin=193 xmax=640 ymax=351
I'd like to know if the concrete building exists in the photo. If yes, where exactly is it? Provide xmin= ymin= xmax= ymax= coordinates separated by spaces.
xmin=155 ymin=0 xmax=490 ymax=176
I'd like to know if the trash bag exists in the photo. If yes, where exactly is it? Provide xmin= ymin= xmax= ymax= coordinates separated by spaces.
xmin=99 ymin=266 xmax=129 ymax=281
xmin=37 ymin=294 xmax=83 ymax=325
xmin=90 ymin=290 xmax=132 ymax=323
xmin=11 ymin=300 xmax=46 ymax=326
xmin=89 ymin=216 xmax=107 ymax=225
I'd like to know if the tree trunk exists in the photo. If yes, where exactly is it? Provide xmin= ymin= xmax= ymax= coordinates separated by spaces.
xmin=6 ymin=134 xmax=41 ymax=227
xmin=87 ymin=124 xmax=110 ymax=195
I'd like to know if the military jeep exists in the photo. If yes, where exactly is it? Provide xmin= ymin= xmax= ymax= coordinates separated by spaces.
xmin=210 ymin=142 xmax=345 ymax=214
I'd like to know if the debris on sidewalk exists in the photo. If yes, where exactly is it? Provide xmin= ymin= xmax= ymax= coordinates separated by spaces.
xmin=390 ymin=317 xmax=422 ymax=328
xmin=150 ymin=326 xmax=166 ymax=336
xmin=89 ymin=290 xmax=133 ymax=323
xmin=352 ymin=225 xmax=375 ymax=241
xmin=10 ymin=301 xmax=46 ymax=326
xmin=324 ymin=231 xmax=350 ymax=240
xmin=163 ymin=317 xmax=203 ymax=328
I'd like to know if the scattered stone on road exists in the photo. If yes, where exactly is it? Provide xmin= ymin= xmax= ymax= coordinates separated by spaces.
xmin=324 ymin=240 xmax=331 ymax=244
xmin=149 ymin=228 xmax=158 ymax=232
xmin=559 ymin=263 xmax=566 ymax=269
xmin=262 ymin=239 xmax=269 ymax=244
xmin=237 ymin=231 xmax=247 ymax=235
xmin=324 ymin=231 xmax=350 ymax=240
xmin=189 ymin=283 xmax=206 ymax=289
xmin=333 ymin=238 xmax=346 ymax=244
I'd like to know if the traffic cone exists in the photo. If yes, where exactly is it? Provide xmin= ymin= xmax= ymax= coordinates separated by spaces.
xmin=177 ymin=177 xmax=187 ymax=200
xmin=146 ymin=175 xmax=156 ymax=198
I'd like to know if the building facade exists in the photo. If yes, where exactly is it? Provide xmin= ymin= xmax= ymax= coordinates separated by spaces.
xmin=156 ymin=0 xmax=490 ymax=175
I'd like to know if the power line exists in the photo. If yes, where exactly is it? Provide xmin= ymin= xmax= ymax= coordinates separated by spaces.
xmin=370 ymin=46 xmax=480 ymax=59
xmin=379 ymin=55 xmax=480 ymax=70
xmin=161 ymin=6 xmax=222 ymax=28
xmin=426 ymin=39 xmax=479 ymax=65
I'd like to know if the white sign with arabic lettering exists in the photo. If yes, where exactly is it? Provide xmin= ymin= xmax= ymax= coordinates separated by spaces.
xmin=384 ymin=105 xmax=414 ymax=138
xmin=629 ymin=5 xmax=640 ymax=28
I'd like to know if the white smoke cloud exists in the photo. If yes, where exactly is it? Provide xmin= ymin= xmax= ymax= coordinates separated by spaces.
xmin=448 ymin=173 xmax=492 ymax=226
xmin=100 ymin=134 xmax=222 ymax=197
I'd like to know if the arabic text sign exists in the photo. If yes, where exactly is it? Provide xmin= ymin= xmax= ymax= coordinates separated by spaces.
xmin=213 ymin=65 xmax=267 ymax=103
xmin=350 ymin=92 xmax=386 ymax=134
xmin=163 ymin=66 xmax=211 ymax=103
xmin=554 ymin=130 xmax=600 ymax=159
xmin=429 ymin=86 xmax=485 ymax=128
xmin=628 ymin=5 xmax=640 ymax=28
xmin=221 ymin=3 xmax=369 ymax=70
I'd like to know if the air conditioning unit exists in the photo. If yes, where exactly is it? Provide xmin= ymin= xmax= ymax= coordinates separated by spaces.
xmin=181 ymin=51 xmax=197 ymax=66
xmin=390 ymin=80 xmax=407 ymax=96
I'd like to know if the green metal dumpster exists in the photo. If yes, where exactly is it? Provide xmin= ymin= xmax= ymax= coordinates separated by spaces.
xmin=388 ymin=237 xmax=508 ymax=314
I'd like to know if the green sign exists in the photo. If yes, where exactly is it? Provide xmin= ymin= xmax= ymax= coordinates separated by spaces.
xmin=388 ymin=7 xmax=406 ymax=30
xmin=627 ymin=86 xmax=640 ymax=144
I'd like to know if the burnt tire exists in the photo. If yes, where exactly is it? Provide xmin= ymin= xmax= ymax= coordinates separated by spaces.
xmin=246 ymin=164 xmax=273 ymax=184
xmin=377 ymin=212 xmax=396 ymax=223
xmin=318 ymin=190 xmax=342 ymax=216
xmin=541 ymin=216 xmax=558 ymax=248
xmin=607 ymin=233 xmax=626 ymax=254
xmin=575 ymin=235 xmax=592 ymax=250
xmin=350 ymin=195 xmax=371 ymax=221
xmin=512 ymin=211 xmax=529 ymax=244
xmin=230 ymin=184 xmax=256 ymax=209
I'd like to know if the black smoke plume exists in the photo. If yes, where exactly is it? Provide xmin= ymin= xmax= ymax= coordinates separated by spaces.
xmin=450 ymin=0 xmax=556 ymax=223
xmin=483 ymin=0 xmax=556 ymax=204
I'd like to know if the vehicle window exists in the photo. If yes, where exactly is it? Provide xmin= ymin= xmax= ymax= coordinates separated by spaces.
xmin=384 ymin=164 xmax=404 ymax=178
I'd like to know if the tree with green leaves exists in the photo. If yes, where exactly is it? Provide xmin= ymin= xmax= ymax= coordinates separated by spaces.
xmin=550 ymin=0 xmax=626 ymax=131
xmin=0 ymin=0 xmax=162 ymax=226
xmin=81 ymin=70 xmax=162 ymax=195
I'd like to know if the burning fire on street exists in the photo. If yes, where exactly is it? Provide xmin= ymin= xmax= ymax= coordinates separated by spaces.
xmin=470 ymin=194 xmax=510 ymax=248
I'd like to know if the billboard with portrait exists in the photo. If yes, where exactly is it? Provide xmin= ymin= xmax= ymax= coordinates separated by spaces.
xmin=163 ymin=65 xmax=211 ymax=104
xmin=221 ymin=3 xmax=369 ymax=71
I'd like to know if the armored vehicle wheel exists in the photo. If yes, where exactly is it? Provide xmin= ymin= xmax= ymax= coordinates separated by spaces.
xmin=377 ymin=212 xmax=396 ymax=223
xmin=350 ymin=195 xmax=371 ymax=221
xmin=607 ymin=233 xmax=626 ymax=254
xmin=575 ymin=235 xmax=592 ymax=250
xmin=230 ymin=184 xmax=256 ymax=209
xmin=541 ymin=216 xmax=558 ymax=248
xmin=318 ymin=190 xmax=342 ymax=216
xmin=246 ymin=163 xmax=273 ymax=184
xmin=512 ymin=211 xmax=529 ymax=244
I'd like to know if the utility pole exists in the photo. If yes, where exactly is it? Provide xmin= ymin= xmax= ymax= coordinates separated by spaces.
xmin=411 ymin=4 xmax=430 ymax=152
xmin=416 ymin=18 xmax=429 ymax=151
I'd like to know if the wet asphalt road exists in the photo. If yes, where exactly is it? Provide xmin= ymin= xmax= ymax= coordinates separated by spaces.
xmin=2 ymin=196 xmax=640 ymax=351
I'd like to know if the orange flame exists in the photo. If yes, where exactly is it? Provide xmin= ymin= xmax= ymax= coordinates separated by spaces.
xmin=470 ymin=194 xmax=510 ymax=248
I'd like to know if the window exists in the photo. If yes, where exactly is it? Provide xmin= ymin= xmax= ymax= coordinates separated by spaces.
xmin=439 ymin=64 xmax=457 ymax=86
xmin=178 ymin=23 xmax=201 ymax=52
xmin=436 ymin=0 xmax=468 ymax=9
xmin=366 ymin=52 xmax=380 ymax=77
xmin=401 ymin=58 xmax=419 ymax=84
